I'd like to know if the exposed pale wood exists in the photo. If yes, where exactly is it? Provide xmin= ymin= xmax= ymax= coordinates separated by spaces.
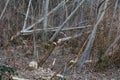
xmin=57 ymin=31 xmax=90 ymax=44
xmin=38 ymin=42 xmax=56 ymax=67
xmin=57 ymin=33 xmax=82 ymax=43
xmin=12 ymin=76 xmax=29 ymax=80
xmin=51 ymin=34 xmax=90 ymax=79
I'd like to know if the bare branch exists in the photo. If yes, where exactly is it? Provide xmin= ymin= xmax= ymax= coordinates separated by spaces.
xmin=0 ymin=0 xmax=10 ymax=20
xmin=22 ymin=0 xmax=32 ymax=30
xmin=21 ymin=25 xmax=91 ymax=35
xmin=21 ymin=0 xmax=68 ymax=32
xmin=57 ymin=33 xmax=82 ymax=44
xmin=56 ymin=31 xmax=90 ymax=45
xmin=77 ymin=0 xmax=109 ymax=71
xmin=43 ymin=0 xmax=49 ymax=43
xmin=50 ymin=0 xmax=85 ymax=41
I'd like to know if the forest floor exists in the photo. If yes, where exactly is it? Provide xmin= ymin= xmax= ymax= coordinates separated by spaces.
xmin=0 ymin=46 xmax=120 ymax=80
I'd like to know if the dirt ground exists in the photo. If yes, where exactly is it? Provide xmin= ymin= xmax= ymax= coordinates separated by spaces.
xmin=0 ymin=46 xmax=120 ymax=80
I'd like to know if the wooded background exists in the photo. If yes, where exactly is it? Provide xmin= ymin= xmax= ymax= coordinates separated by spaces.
xmin=0 ymin=0 xmax=120 ymax=79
